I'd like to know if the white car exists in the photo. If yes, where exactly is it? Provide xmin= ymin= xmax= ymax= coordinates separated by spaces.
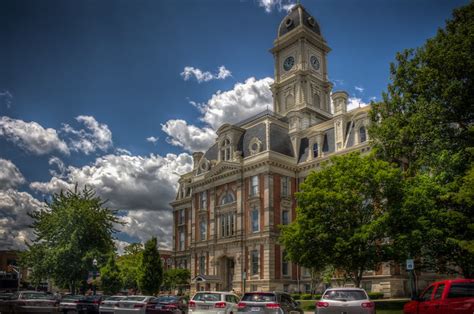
xmin=99 ymin=295 xmax=126 ymax=314
xmin=316 ymin=288 xmax=375 ymax=314
xmin=115 ymin=295 xmax=157 ymax=313
xmin=189 ymin=291 xmax=240 ymax=314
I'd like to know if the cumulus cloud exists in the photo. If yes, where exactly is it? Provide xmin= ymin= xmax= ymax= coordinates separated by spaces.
xmin=0 ymin=116 xmax=70 ymax=155
xmin=0 ymin=158 xmax=25 ymax=190
xmin=62 ymin=115 xmax=113 ymax=154
xmin=146 ymin=136 xmax=159 ymax=144
xmin=48 ymin=156 xmax=67 ymax=178
xmin=161 ymin=120 xmax=216 ymax=153
xmin=0 ymin=189 xmax=44 ymax=250
xmin=30 ymin=152 xmax=193 ymax=248
xmin=257 ymin=0 xmax=296 ymax=13
xmin=180 ymin=65 xmax=231 ymax=83
xmin=347 ymin=97 xmax=369 ymax=111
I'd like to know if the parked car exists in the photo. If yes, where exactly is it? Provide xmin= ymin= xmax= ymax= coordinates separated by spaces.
xmin=315 ymin=288 xmax=375 ymax=314
xmin=147 ymin=295 xmax=188 ymax=314
xmin=4 ymin=290 xmax=59 ymax=313
xmin=59 ymin=294 xmax=83 ymax=313
xmin=99 ymin=295 xmax=126 ymax=314
xmin=237 ymin=292 xmax=303 ymax=314
xmin=404 ymin=278 xmax=474 ymax=314
xmin=76 ymin=295 xmax=106 ymax=313
xmin=115 ymin=295 xmax=157 ymax=314
xmin=189 ymin=291 xmax=239 ymax=314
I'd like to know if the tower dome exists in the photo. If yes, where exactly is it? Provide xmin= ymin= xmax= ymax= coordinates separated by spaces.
xmin=278 ymin=4 xmax=321 ymax=38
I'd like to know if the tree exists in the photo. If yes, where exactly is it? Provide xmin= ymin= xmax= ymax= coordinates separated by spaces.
xmin=369 ymin=2 xmax=474 ymax=277
xmin=138 ymin=237 xmax=163 ymax=295
xmin=117 ymin=243 xmax=143 ymax=291
xmin=163 ymin=268 xmax=190 ymax=294
xmin=22 ymin=185 xmax=120 ymax=293
xmin=100 ymin=254 xmax=122 ymax=295
xmin=280 ymin=153 xmax=403 ymax=287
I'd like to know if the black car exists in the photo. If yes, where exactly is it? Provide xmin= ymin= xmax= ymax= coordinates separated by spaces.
xmin=76 ymin=295 xmax=105 ymax=314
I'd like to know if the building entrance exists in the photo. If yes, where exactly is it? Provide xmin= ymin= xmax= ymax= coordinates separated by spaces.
xmin=219 ymin=257 xmax=235 ymax=291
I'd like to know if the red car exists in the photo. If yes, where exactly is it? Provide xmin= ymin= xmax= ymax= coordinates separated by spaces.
xmin=404 ymin=279 xmax=474 ymax=314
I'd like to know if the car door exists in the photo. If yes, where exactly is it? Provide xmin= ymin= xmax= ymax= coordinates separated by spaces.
xmin=418 ymin=284 xmax=436 ymax=314
xmin=426 ymin=283 xmax=445 ymax=314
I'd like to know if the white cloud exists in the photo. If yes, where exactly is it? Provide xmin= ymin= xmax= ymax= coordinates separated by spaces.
xmin=0 ymin=189 xmax=43 ymax=250
xmin=61 ymin=115 xmax=113 ymax=154
xmin=0 ymin=116 xmax=70 ymax=155
xmin=347 ymin=97 xmax=369 ymax=111
xmin=161 ymin=120 xmax=216 ymax=153
xmin=332 ymin=79 xmax=345 ymax=87
xmin=162 ymin=77 xmax=273 ymax=152
xmin=115 ymin=148 xmax=132 ymax=155
xmin=355 ymin=86 xmax=365 ymax=93
xmin=48 ymin=156 xmax=67 ymax=178
xmin=180 ymin=65 xmax=232 ymax=83
xmin=0 ymin=90 xmax=13 ymax=109
xmin=30 ymin=152 xmax=193 ymax=249
xmin=257 ymin=0 xmax=296 ymax=13
xmin=0 ymin=158 xmax=25 ymax=190
xmin=146 ymin=136 xmax=159 ymax=144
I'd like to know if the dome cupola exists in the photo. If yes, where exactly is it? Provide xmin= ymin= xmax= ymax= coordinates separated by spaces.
xmin=278 ymin=4 xmax=321 ymax=38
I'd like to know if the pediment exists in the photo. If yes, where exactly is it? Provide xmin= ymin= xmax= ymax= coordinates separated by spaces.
xmin=204 ymin=161 xmax=240 ymax=179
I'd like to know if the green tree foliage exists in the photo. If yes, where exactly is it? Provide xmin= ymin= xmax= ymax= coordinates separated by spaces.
xmin=117 ymin=243 xmax=143 ymax=291
xmin=138 ymin=237 xmax=163 ymax=295
xmin=22 ymin=185 xmax=120 ymax=293
xmin=100 ymin=254 xmax=122 ymax=295
xmin=280 ymin=153 xmax=403 ymax=287
xmin=369 ymin=2 xmax=474 ymax=277
xmin=163 ymin=268 xmax=190 ymax=293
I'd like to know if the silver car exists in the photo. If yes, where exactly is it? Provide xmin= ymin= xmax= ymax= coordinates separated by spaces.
xmin=315 ymin=288 xmax=375 ymax=314
xmin=115 ymin=295 xmax=156 ymax=314
xmin=189 ymin=291 xmax=239 ymax=314
xmin=99 ymin=295 xmax=126 ymax=314
xmin=237 ymin=292 xmax=303 ymax=314
xmin=59 ymin=295 xmax=83 ymax=313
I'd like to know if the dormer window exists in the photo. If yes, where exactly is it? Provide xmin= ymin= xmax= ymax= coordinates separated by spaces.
xmin=221 ymin=138 xmax=232 ymax=161
xmin=359 ymin=126 xmax=367 ymax=143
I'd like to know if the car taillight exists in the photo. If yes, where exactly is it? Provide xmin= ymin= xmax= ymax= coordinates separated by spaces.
xmin=316 ymin=301 xmax=329 ymax=308
xmin=134 ymin=303 xmax=145 ymax=308
xmin=215 ymin=302 xmax=226 ymax=308
xmin=361 ymin=302 xmax=375 ymax=308
xmin=165 ymin=304 xmax=178 ymax=309
xmin=265 ymin=303 xmax=280 ymax=309
xmin=237 ymin=302 xmax=247 ymax=309
xmin=189 ymin=300 xmax=196 ymax=309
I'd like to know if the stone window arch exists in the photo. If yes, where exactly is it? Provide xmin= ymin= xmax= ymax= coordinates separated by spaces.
xmin=220 ymin=191 xmax=235 ymax=205
xmin=249 ymin=137 xmax=262 ymax=155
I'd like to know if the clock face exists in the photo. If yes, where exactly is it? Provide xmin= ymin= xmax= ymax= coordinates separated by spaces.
xmin=283 ymin=56 xmax=295 ymax=71
xmin=310 ymin=55 xmax=320 ymax=70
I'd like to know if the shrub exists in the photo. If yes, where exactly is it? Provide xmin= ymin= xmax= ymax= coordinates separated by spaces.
xmin=368 ymin=292 xmax=384 ymax=299
xmin=301 ymin=293 xmax=313 ymax=300
xmin=291 ymin=293 xmax=301 ymax=300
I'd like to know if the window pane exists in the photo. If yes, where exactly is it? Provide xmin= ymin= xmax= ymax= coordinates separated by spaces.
xmin=282 ymin=210 xmax=289 ymax=225
xmin=313 ymin=143 xmax=318 ymax=157
xmin=251 ymin=250 xmax=259 ymax=274
xmin=447 ymin=283 xmax=474 ymax=298
xmin=434 ymin=284 xmax=445 ymax=300
xmin=252 ymin=208 xmax=259 ymax=232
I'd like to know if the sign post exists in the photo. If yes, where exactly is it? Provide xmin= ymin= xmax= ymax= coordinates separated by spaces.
xmin=406 ymin=259 xmax=416 ymax=299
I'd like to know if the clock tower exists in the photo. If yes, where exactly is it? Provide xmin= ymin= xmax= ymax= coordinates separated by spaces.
xmin=270 ymin=4 xmax=333 ymax=133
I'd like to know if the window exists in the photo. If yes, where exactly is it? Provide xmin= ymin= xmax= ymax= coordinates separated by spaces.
xmin=359 ymin=126 xmax=367 ymax=143
xmin=434 ymin=284 xmax=445 ymax=300
xmin=199 ymin=218 xmax=207 ymax=241
xmin=447 ymin=282 xmax=474 ymax=298
xmin=313 ymin=143 xmax=319 ymax=158
xmin=199 ymin=256 xmax=206 ymax=274
xmin=178 ymin=209 xmax=185 ymax=225
xmin=304 ymin=284 xmax=311 ymax=293
xmin=251 ymin=206 xmax=259 ymax=233
xmin=322 ymin=134 xmax=329 ymax=152
xmin=221 ymin=213 xmax=235 ymax=237
xmin=420 ymin=285 xmax=435 ymax=302
xmin=283 ymin=284 xmax=290 ymax=292
xmin=251 ymin=250 xmax=259 ymax=275
xmin=179 ymin=227 xmax=185 ymax=251
xmin=200 ymin=191 xmax=207 ymax=210
xmin=250 ymin=175 xmax=259 ymax=197
xmin=221 ymin=139 xmax=232 ymax=161
xmin=282 ymin=250 xmax=289 ymax=276
xmin=282 ymin=210 xmax=289 ymax=225
xmin=281 ymin=176 xmax=289 ymax=197
xmin=221 ymin=192 xmax=235 ymax=205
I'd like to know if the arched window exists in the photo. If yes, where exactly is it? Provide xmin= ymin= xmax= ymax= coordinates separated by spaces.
xmin=359 ymin=126 xmax=367 ymax=143
xmin=220 ymin=192 xmax=235 ymax=205
xmin=220 ymin=138 xmax=232 ymax=161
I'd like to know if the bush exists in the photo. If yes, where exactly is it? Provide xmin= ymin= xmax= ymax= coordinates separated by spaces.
xmin=368 ymin=292 xmax=384 ymax=299
xmin=291 ymin=293 xmax=301 ymax=300
xmin=301 ymin=293 xmax=313 ymax=300
xmin=302 ymin=303 xmax=315 ymax=311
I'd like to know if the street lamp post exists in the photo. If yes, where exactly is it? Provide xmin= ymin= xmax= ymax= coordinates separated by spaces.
xmin=92 ymin=259 xmax=98 ymax=296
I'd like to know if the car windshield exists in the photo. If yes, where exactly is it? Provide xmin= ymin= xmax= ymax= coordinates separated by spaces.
xmin=62 ymin=295 xmax=83 ymax=301
xmin=123 ymin=296 xmax=148 ymax=302
xmin=241 ymin=293 xmax=276 ymax=302
xmin=157 ymin=296 xmax=179 ymax=302
xmin=323 ymin=290 xmax=367 ymax=301
xmin=21 ymin=292 xmax=55 ymax=300
xmin=105 ymin=296 xmax=125 ymax=301
xmin=193 ymin=293 xmax=221 ymax=302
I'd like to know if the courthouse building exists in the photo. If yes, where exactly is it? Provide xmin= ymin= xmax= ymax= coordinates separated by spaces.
xmin=171 ymin=4 xmax=417 ymax=297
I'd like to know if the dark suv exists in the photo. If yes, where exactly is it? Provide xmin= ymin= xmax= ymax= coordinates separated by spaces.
xmin=237 ymin=292 xmax=303 ymax=314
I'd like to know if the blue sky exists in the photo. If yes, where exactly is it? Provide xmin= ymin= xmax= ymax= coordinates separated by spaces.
xmin=0 ymin=0 xmax=468 ymax=252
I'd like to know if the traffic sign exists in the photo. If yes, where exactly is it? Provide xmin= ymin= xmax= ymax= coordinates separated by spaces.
xmin=406 ymin=259 xmax=414 ymax=270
